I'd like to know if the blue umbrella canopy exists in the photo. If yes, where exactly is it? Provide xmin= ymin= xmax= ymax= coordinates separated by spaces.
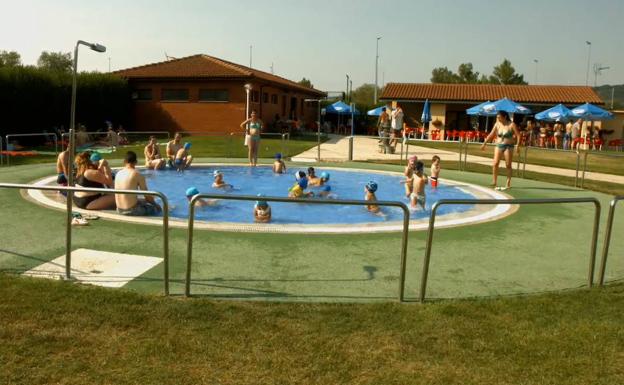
xmin=466 ymin=100 xmax=492 ymax=116
xmin=535 ymin=104 xmax=574 ymax=122
xmin=421 ymin=99 xmax=432 ymax=123
xmin=367 ymin=106 xmax=385 ymax=116
xmin=468 ymin=97 xmax=532 ymax=116
xmin=570 ymin=103 xmax=613 ymax=120
xmin=325 ymin=101 xmax=360 ymax=115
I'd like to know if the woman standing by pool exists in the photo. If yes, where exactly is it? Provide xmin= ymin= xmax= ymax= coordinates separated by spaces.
xmin=240 ymin=110 xmax=263 ymax=167
xmin=480 ymin=111 xmax=520 ymax=190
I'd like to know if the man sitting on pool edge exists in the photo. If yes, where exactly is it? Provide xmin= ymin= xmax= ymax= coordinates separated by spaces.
xmin=115 ymin=151 xmax=162 ymax=216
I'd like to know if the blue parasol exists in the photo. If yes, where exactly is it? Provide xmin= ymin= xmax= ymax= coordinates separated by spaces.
xmin=535 ymin=104 xmax=574 ymax=122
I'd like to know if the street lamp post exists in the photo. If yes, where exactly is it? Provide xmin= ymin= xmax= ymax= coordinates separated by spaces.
xmin=345 ymin=74 xmax=349 ymax=102
xmin=533 ymin=59 xmax=538 ymax=84
xmin=374 ymin=36 xmax=381 ymax=105
xmin=66 ymin=39 xmax=106 ymax=279
xmin=585 ymin=41 xmax=592 ymax=86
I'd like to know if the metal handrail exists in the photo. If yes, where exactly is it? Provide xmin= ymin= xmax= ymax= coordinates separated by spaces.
xmin=419 ymin=197 xmax=601 ymax=302
xmin=598 ymin=196 xmax=624 ymax=286
xmin=185 ymin=194 xmax=411 ymax=301
xmin=5 ymin=133 xmax=59 ymax=166
xmin=0 ymin=183 xmax=170 ymax=295
xmin=0 ymin=135 xmax=3 ymax=166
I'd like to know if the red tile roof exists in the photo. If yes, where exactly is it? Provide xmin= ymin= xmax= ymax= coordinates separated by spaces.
xmin=380 ymin=83 xmax=604 ymax=105
xmin=114 ymin=54 xmax=325 ymax=96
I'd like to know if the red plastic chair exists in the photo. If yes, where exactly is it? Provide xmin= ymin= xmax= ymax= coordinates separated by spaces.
xmin=593 ymin=139 xmax=604 ymax=151
xmin=608 ymin=139 xmax=623 ymax=151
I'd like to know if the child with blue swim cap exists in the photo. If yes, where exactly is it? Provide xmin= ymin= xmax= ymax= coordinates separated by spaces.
xmin=174 ymin=142 xmax=193 ymax=171
xmin=254 ymin=193 xmax=271 ymax=223
xmin=89 ymin=151 xmax=114 ymax=182
xmin=364 ymin=181 xmax=380 ymax=213
xmin=288 ymin=171 xmax=314 ymax=198
xmin=186 ymin=186 xmax=217 ymax=207
xmin=272 ymin=153 xmax=286 ymax=174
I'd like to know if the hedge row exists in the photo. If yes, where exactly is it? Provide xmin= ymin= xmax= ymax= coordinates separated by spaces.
xmin=0 ymin=66 xmax=131 ymax=137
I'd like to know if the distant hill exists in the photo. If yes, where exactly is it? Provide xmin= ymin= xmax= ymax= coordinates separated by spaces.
xmin=594 ymin=85 xmax=624 ymax=109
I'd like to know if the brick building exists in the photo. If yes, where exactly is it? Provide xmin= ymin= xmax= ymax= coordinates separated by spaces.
xmin=114 ymin=54 xmax=325 ymax=133
xmin=380 ymin=83 xmax=606 ymax=134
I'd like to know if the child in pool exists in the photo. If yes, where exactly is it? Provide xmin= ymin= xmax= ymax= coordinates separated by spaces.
xmin=430 ymin=155 xmax=441 ymax=188
xmin=410 ymin=161 xmax=428 ymax=210
xmin=212 ymin=170 xmax=232 ymax=189
xmin=318 ymin=172 xmax=330 ymax=186
xmin=401 ymin=155 xmax=418 ymax=197
xmin=307 ymin=167 xmax=320 ymax=185
xmin=186 ymin=187 xmax=217 ymax=207
xmin=317 ymin=184 xmax=335 ymax=198
xmin=175 ymin=142 xmax=193 ymax=171
xmin=289 ymin=174 xmax=314 ymax=198
xmin=273 ymin=153 xmax=286 ymax=174
xmin=254 ymin=194 xmax=271 ymax=223
xmin=364 ymin=181 xmax=380 ymax=213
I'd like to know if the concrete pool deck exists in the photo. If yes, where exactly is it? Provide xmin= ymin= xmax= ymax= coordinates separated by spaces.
xmin=0 ymin=160 xmax=622 ymax=302
xmin=292 ymin=136 xmax=624 ymax=185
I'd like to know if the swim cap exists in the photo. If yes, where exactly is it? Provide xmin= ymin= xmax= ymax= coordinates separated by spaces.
xmin=298 ymin=177 xmax=308 ymax=189
xmin=184 ymin=142 xmax=191 ymax=150
xmin=90 ymin=152 xmax=102 ymax=162
xmin=321 ymin=185 xmax=331 ymax=192
xmin=320 ymin=172 xmax=330 ymax=180
xmin=213 ymin=170 xmax=222 ymax=177
xmin=255 ymin=193 xmax=268 ymax=208
xmin=275 ymin=153 xmax=282 ymax=159
xmin=415 ymin=161 xmax=424 ymax=172
xmin=295 ymin=171 xmax=306 ymax=180
xmin=408 ymin=155 xmax=417 ymax=162
xmin=365 ymin=181 xmax=378 ymax=193
xmin=186 ymin=187 xmax=199 ymax=197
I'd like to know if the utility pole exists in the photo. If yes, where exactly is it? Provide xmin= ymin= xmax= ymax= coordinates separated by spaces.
xmin=585 ymin=41 xmax=592 ymax=86
xmin=249 ymin=45 xmax=252 ymax=68
xmin=533 ymin=59 xmax=538 ymax=84
xmin=270 ymin=62 xmax=274 ymax=74
xmin=374 ymin=36 xmax=381 ymax=104
xmin=346 ymin=74 xmax=349 ymax=102
xmin=593 ymin=63 xmax=610 ymax=87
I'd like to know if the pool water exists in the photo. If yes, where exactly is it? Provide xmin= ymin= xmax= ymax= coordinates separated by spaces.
xmin=143 ymin=166 xmax=475 ymax=224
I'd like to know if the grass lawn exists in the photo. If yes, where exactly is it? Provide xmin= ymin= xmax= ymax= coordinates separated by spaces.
xmin=2 ymin=134 xmax=324 ymax=166
xmin=2 ymin=274 xmax=623 ymax=385
xmin=408 ymin=140 xmax=624 ymax=176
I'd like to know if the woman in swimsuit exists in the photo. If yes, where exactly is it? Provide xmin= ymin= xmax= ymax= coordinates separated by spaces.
xmin=73 ymin=152 xmax=116 ymax=210
xmin=240 ymin=110 xmax=264 ymax=167
xmin=480 ymin=111 xmax=520 ymax=189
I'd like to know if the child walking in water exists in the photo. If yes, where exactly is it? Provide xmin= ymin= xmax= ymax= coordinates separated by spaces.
xmin=430 ymin=155 xmax=441 ymax=188
xmin=186 ymin=187 xmax=217 ymax=207
xmin=401 ymin=155 xmax=417 ymax=197
xmin=273 ymin=153 xmax=286 ymax=173
xmin=410 ymin=161 xmax=428 ymax=210
xmin=364 ymin=181 xmax=380 ymax=214
xmin=254 ymin=194 xmax=271 ymax=223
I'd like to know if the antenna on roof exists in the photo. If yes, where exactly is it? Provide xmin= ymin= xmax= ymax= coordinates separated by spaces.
xmin=164 ymin=52 xmax=178 ymax=61
xmin=270 ymin=62 xmax=274 ymax=74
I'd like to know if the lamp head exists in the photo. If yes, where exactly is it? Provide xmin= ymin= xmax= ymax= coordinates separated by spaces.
xmin=90 ymin=43 xmax=106 ymax=53
xmin=244 ymin=83 xmax=252 ymax=91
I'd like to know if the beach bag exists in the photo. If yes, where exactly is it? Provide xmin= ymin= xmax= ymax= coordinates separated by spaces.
xmin=244 ymin=134 xmax=250 ymax=146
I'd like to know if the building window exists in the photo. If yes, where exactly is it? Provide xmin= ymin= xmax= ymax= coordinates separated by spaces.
xmin=199 ymin=89 xmax=229 ymax=102
xmin=132 ymin=89 xmax=152 ymax=101
xmin=301 ymin=99 xmax=304 ymax=115
xmin=251 ymin=91 xmax=260 ymax=103
xmin=263 ymin=92 xmax=269 ymax=103
xmin=271 ymin=94 xmax=278 ymax=104
xmin=161 ymin=89 xmax=189 ymax=101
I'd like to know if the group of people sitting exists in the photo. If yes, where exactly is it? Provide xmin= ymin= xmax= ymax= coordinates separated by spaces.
xmin=144 ymin=133 xmax=193 ymax=171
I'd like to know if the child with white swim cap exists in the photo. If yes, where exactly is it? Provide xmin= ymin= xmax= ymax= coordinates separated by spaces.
xmin=212 ymin=170 xmax=232 ymax=189
xmin=254 ymin=194 xmax=271 ymax=223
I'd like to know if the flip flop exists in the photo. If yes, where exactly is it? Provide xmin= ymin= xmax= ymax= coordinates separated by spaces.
xmin=71 ymin=218 xmax=89 ymax=226
xmin=82 ymin=213 xmax=100 ymax=220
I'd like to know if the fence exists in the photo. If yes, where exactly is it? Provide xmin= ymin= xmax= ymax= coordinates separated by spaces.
xmin=419 ymin=197 xmax=602 ymax=302
xmin=598 ymin=196 xmax=624 ymax=286
xmin=0 ymin=183 xmax=171 ymax=295
xmin=184 ymin=194 xmax=411 ymax=301
xmin=4 ymin=133 xmax=59 ymax=166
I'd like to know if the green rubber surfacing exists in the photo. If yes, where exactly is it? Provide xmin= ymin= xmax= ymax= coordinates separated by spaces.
xmin=0 ymin=159 xmax=622 ymax=302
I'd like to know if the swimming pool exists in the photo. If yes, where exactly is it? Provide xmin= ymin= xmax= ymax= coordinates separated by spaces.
xmin=143 ymin=165 xmax=474 ymax=223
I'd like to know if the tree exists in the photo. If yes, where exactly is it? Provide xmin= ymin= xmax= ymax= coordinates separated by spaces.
xmin=431 ymin=66 xmax=459 ymax=83
xmin=37 ymin=51 xmax=72 ymax=73
xmin=0 ymin=50 xmax=21 ymax=67
xmin=298 ymin=77 xmax=314 ymax=88
xmin=457 ymin=63 xmax=480 ymax=83
xmin=350 ymin=83 xmax=382 ymax=111
xmin=489 ymin=59 xmax=527 ymax=85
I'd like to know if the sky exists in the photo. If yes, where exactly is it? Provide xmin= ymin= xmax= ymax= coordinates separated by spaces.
xmin=1 ymin=0 xmax=622 ymax=91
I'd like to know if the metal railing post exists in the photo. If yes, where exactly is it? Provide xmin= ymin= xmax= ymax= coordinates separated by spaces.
xmin=575 ymin=150 xmax=580 ymax=187
xmin=598 ymin=197 xmax=624 ymax=286
xmin=348 ymin=136 xmax=354 ymax=161
xmin=463 ymin=140 xmax=468 ymax=169
xmin=0 ymin=136 xmax=3 ymax=166
xmin=522 ymin=144 xmax=529 ymax=178
xmin=581 ymin=151 xmax=589 ymax=189
xmin=0 ymin=183 xmax=170 ymax=294
xmin=419 ymin=197 xmax=601 ymax=302
xmin=458 ymin=137 xmax=463 ymax=171
xmin=184 ymin=194 xmax=410 ymax=301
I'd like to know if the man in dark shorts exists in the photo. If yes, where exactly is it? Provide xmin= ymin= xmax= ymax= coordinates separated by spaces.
xmin=114 ymin=151 xmax=162 ymax=216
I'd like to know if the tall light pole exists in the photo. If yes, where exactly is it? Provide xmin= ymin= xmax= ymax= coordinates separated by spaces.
xmin=305 ymin=98 xmax=323 ymax=161
xmin=533 ymin=59 xmax=538 ymax=84
xmin=249 ymin=45 xmax=252 ymax=68
xmin=585 ymin=41 xmax=592 ymax=86
xmin=349 ymin=79 xmax=353 ymax=101
xmin=593 ymin=63 xmax=610 ymax=87
xmin=374 ymin=36 xmax=381 ymax=104
xmin=345 ymin=74 xmax=349 ymax=102
xmin=66 ymin=39 xmax=106 ymax=279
